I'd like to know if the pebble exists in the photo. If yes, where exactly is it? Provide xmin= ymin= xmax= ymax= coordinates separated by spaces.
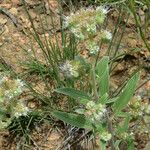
xmin=0 ymin=18 xmax=7 ymax=25
xmin=9 ymin=7 xmax=18 ymax=15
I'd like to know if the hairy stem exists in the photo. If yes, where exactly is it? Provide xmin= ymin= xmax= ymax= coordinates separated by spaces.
xmin=91 ymin=65 xmax=99 ymax=101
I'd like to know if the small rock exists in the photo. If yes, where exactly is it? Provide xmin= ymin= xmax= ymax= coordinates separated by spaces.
xmin=0 ymin=18 xmax=7 ymax=25
xmin=9 ymin=7 xmax=18 ymax=15
xmin=12 ymin=0 xmax=20 ymax=6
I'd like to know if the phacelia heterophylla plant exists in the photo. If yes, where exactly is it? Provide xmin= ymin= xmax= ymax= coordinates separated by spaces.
xmin=0 ymin=73 xmax=29 ymax=129
xmin=63 ymin=6 xmax=112 ymax=54
xmin=53 ymin=56 xmax=140 ymax=149
xmin=51 ymin=6 xmax=145 ymax=149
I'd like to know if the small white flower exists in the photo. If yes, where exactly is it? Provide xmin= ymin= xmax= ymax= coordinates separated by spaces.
xmin=59 ymin=61 xmax=79 ymax=78
xmin=16 ymin=79 xmax=24 ymax=87
xmin=101 ymin=131 xmax=112 ymax=142
xmin=101 ymin=30 xmax=112 ymax=41
xmin=96 ymin=6 xmax=108 ymax=15
xmin=87 ymin=41 xmax=99 ymax=54
xmin=63 ymin=6 xmax=108 ymax=40
xmin=86 ymin=24 xmax=97 ymax=34
xmin=86 ymin=101 xmax=95 ymax=109
xmin=86 ymin=101 xmax=106 ymax=123
xmin=12 ymin=101 xmax=29 ymax=118
xmin=4 ymin=90 xmax=15 ymax=99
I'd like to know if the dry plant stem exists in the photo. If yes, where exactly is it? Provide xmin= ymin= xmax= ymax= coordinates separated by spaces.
xmin=0 ymin=7 xmax=21 ymax=29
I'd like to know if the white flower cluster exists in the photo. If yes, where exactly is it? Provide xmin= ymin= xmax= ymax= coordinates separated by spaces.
xmin=128 ymin=96 xmax=144 ymax=118
xmin=64 ymin=6 xmax=107 ymax=31
xmin=86 ymin=41 xmax=99 ymax=54
xmin=64 ymin=6 xmax=112 ymax=54
xmin=101 ymin=131 xmax=112 ymax=142
xmin=0 ymin=76 xmax=24 ymax=100
xmin=0 ymin=74 xmax=29 ymax=129
xmin=100 ymin=30 xmax=112 ymax=42
xmin=85 ymin=101 xmax=106 ymax=123
xmin=12 ymin=101 xmax=29 ymax=118
xmin=59 ymin=60 xmax=79 ymax=78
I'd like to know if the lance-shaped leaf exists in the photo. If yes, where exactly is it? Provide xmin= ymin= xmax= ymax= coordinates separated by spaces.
xmin=97 ymin=93 xmax=108 ymax=104
xmin=52 ymin=111 xmax=92 ymax=129
xmin=54 ymin=88 xmax=91 ymax=100
xmin=96 ymin=56 xmax=109 ymax=97
xmin=113 ymin=72 xmax=140 ymax=114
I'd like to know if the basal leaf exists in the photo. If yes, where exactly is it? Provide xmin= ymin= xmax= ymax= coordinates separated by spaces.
xmin=52 ymin=111 xmax=92 ymax=129
xmin=113 ymin=72 xmax=140 ymax=114
xmin=54 ymin=88 xmax=91 ymax=100
xmin=96 ymin=56 xmax=109 ymax=96
xmin=97 ymin=93 xmax=108 ymax=104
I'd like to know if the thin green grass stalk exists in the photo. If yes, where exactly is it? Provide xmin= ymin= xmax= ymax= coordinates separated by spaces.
xmin=107 ymin=6 xmax=124 ymax=56
xmin=111 ymin=66 xmax=141 ymax=98
xmin=38 ymin=17 xmax=62 ymax=85
xmin=58 ymin=1 xmax=67 ymax=51
xmin=22 ymin=0 xmax=59 ymax=79
xmin=112 ymin=14 xmax=130 ymax=59
xmin=26 ymin=82 xmax=51 ymax=104
xmin=45 ymin=12 xmax=63 ymax=60
xmin=22 ymin=0 xmax=45 ymax=50
xmin=41 ymin=5 xmax=63 ymax=60
xmin=145 ymin=0 xmax=150 ymax=33
xmin=20 ymin=45 xmax=54 ymax=99
xmin=135 ymin=77 xmax=150 ymax=92
xmin=129 ymin=0 xmax=150 ymax=52
xmin=22 ymin=0 xmax=78 ymax=87
xmin=95 ymin=12 xmax=109 ymax=66
xmin=109 ymin=13 xmax=130 ymax=72
xmin=88 ymin=0 xmax=127 ymax=5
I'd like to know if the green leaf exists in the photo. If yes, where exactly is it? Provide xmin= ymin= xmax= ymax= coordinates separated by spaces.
xmin=52 ymin=111 xmax=92 ymax=129
xmin=113 ymin=72 xmax=140 ymax=114
xmin=96 ymin=56 xmax=109 ymax=96
xmin=79 ymin=99 xmax=90 ymax=105
xmin=97 ymin=93 xmax=108 ymax=104
xmin=106 ymin=97 xmax=119 ymax=104
xmin=54 ymin=88 xmax=91 ymax=100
